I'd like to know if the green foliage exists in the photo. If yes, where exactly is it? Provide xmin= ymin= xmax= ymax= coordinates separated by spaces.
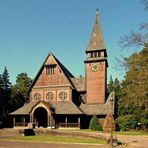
xmin=108 ymin=75 xmax=114 ymax=92
xmin=89 ymin=115 xmax=103 ymax=131
xmin=0 ymin=67 xmax=11 ymax=122
xmin=0 ymin=75 xmax=3 ymax=89
xmin=115 ymin=115 xmax=137 ymax=131
xmin=117 ymin=5 xmax=148 ymax=131
xmin=2 ymin=66 xmax=11 ymax=90
xmin=116 ymin=45 xmax=148 ymax=130
xmin=108 ymin=76 xmax=121 ymax=119
xmin=0 ymin=69 xmax=32 ymax=124
xmin=11 ymin=73 xmax=32 ymax=107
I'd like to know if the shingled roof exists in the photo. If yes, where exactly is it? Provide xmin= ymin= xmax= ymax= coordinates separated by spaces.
xmin=10 ymin=101 xmax=83 ymax=115
xmin=10 ymin=102 xmax=37 ymax=115
xmin=79 ymin=92 xmax=115 ymax=115
xmin=71 ymin=77 xmax=86 ymax=92
xmin=86 ymin=9 xmax=106 ymax=51
xmin=50 ymin=101 xmax=82 ymax=114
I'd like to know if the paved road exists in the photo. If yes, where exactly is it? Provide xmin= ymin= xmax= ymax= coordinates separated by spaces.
xmin=0 ymin=140 xmax=108 ymax=148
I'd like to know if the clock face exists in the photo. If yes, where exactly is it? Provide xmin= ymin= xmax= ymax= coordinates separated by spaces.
xmin=91 ymin=63 xmax=101 ymax=71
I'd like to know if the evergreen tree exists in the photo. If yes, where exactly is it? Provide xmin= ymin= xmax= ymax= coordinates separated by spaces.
xmin=2 ymin=66 xmax=11 ymax=90
xmin=11 ymin=73 xmax=32 ymax=108
xmin=0 ymin=67 xmax=11 ymax=122
xmin=0 ymin=74 xmax=3 ymax=89
xmin=108 ymin=76 xmax=121 ymax=119
xmin=89 ymin=115 xmax=103 ymax=131
xmin=108 ymin=75 xmax=114 ymax=93
xmin=113 ymin=78 xmax=121 ymax=119
xmin=0 ymin=74 xmax=4 ymax=120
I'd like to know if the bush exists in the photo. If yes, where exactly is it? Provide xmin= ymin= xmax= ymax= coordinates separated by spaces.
xmin=89 ymin=115 xmax=103 ymax=131
xmin=115 ymin=115 xmax=137 ymax=131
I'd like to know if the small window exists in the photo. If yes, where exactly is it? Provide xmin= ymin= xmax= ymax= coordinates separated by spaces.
xmin=98 ymin=52 xmax=101 ymax=57
xmin=89 ymin=51 xmax=101 ymax=58
xmin=59 ymin=91 xmax=67 ymax=100
xmin=46 ymin=64 xmax=56 ymax=75
xmin=46 ymin=92 xmax=54 ymax=100
xmin=94 ymin=52 xmax=97 ymax=58
xmin=34 ymin=93 xmax=41 ymax=100
xmin=90 ymin=52 xmax=93 ymax=58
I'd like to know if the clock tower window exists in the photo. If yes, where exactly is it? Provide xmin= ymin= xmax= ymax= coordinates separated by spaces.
xmin=90 ymin=51 xmax=101 ymax=58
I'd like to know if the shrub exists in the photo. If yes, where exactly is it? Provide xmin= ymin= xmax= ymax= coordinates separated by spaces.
xmin=115 ymin=115 xmax=137 ymax=131
xmin=89 ymin=115 xmax=103 ymax=131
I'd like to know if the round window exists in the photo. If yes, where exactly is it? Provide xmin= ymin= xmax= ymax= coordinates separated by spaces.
xmin=34 ymin=93 xmax=41 ymax=100
xmin=46 ymin=92 xmax=54 ymax=100
xmin=59 ymin=91 xmax=67 ymax=100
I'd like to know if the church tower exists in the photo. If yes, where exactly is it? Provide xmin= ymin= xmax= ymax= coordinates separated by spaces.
xmin=85 ymin=9 xmax=108 ymax=104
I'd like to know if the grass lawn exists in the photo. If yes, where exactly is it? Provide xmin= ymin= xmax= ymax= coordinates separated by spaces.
xmin=113 ymin=131 xmax=148 ymax=136
xmin=5 ymin=135 xmax=106 ymax=144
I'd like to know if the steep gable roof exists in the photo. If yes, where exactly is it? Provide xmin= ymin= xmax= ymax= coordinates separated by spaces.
xmin=28 ymin=52 xmax=75 ymax=92
xmin=86 ymin=9 xmax=106 ymax=51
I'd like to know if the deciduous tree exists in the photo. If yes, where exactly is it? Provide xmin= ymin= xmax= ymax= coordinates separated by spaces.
xmin=116 ymin=45 xmax=148 ymax=130
xmin=115 ymin=1 xmax=148 ymax=130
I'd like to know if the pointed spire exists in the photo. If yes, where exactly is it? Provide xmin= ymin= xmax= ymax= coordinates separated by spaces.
xmin=86 ymin=9 xmax=105 ymax=51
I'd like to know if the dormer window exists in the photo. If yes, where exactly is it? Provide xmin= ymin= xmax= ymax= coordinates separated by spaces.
xmin=45 ymin=64 xmax=56 ymax=75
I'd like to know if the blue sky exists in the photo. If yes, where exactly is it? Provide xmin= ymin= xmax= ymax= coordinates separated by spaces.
xmin=0 ymin=0 xmax=147 ymax=84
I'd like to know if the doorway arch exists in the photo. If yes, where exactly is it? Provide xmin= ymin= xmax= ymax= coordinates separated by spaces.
xmin=34 ymin=107 xmax=48 ymax=127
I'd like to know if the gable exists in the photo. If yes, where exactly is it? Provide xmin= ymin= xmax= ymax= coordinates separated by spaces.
xmin=28 ymin=52 xmax=74 ymax=91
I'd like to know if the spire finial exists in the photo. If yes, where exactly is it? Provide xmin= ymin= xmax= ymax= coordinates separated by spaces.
xmin=96 ymin=8 xmax=99 ymax=15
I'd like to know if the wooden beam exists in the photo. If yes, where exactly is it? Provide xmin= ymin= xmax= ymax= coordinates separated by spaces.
xmin=13 ymin=117 xmax=15 ymax=127
xmin=78 ymin=117 xmax=80 ymax=128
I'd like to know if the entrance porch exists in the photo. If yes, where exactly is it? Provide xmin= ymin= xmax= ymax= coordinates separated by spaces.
xmin=12 ymin=114 xmax=81 ymax=129
xmin=10 ymin=101 xmax=83 ymax=129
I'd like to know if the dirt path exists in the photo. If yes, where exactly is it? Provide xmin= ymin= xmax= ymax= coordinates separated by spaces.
xmin=70 ymin=131 xmax=148 ymax=147
xmin=0 ymin=140 xmax=108 ymax=148
xmin=116 ymin=134 xmax=148 ymax=148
